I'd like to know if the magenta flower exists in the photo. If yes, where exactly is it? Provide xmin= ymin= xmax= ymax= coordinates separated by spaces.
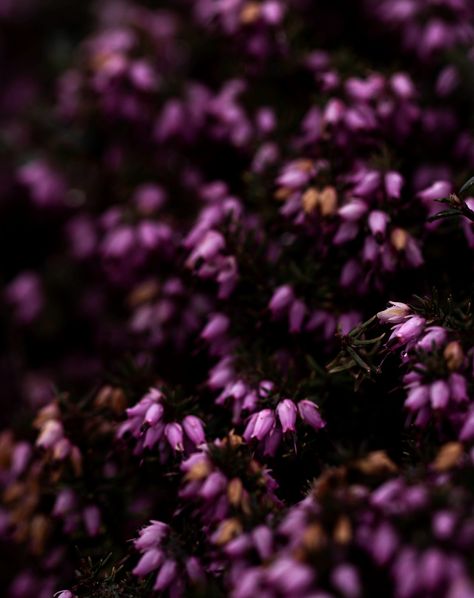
xmin=297 ymin=399 xmax=325 ymax=430
xmin=182 ymin=415 xmax=206 ymax=445
xmin=251 ymin=409 xmax=276 ymax=441
xmin=133 ymin=548 xmax=164 ymax=577
xmin=268 ymin=285 xmax=294 ymax=315
xmin=201 ymin=313 xmax=230 ymax=341
xmin=154 ymin=559 xmax=177 ymax=591
xmin=385 ymin=171 xmax=404 ymax=198
xmin=276 ymin=399 xmax=297 ymax=433
xmin=390 ymin=315 xmax=426 ymax=344
xmin=430 ymin=380 xmax=450 ymax=409
xmin=165 ymin=423 xmax=184 ymax=451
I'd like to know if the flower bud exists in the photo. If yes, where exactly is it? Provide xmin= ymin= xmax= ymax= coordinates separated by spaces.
xmin=133 ymin=548 xmax=164 ymax=577
xmin=298 ymin=400 xmax=325 ymax=430
xmin=276 ymin=399 xmax=297 ymax=433
xmin=201 ymin=313 xmax=230 ymax=342
xmin=83 ymin=505 xmax=101 ymax=537
xmin=269 ymin=285 xmax=294 ymax=315
xmin=251 ymin=409 xmax=275 ymax=440
xmin=165 ymin=423 xmax=184 ymax=451
xmin=444 ymin=341 xmax=464 ymax=370
xmin=154 ymin=559 xmax=177 ymax=591
xmin=391 ymin=315 xmax=425 ymax=344
xmin=377 ymin=301 xmax=410 ymax=324
xmin=36 ymin=420 xmax=64 ymax=449
xmin=145 ymin=403 xmax=164 ymax=426
xmin=385 ymin=171 xmax=404 ymax=199
xmin=338 ymin=199 xmax=367 ymax=221
xmin=368 ymin=210 xmax=389 ymax=238
xmin=182 ymin=415 xmax=205 ymax=445
xmin=200 ymin=471 xmax=227 ymax=500
xmin=289 ymin=299 xmax=306 ymax=333
xmin=430 ymin=380 xmax=450 ymax=410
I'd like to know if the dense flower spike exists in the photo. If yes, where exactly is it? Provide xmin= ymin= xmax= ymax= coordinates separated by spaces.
xmin=3 ymin=0 xmax=474 ymax=596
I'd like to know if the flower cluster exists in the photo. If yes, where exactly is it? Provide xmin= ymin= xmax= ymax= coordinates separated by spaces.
xmin=3 ymin=0 xmax=474 ymax=596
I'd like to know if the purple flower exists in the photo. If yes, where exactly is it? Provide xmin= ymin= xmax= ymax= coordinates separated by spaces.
xmin=134 ymin=521 xmax=169 ymax=551
xmin=201 ymin=313 xmax=230 ymax=342
xmin=377 ymin=301 xmax=410 ymax=324
xmin=5 ymin=272 xmax=44 ymax=324
xmin=83 ymin=505 xmax=101 ymax=537
xmin=405 ymin=386 xmax=429 ymax=411
xmin=252 ymin=525 xmax=273 ymax=560
xmin=145 ymin=403 xmax=164 ymax=426
xmin=368 ymin=210 xmax=389 ymax=238
xmin=269 ymin=285 xmax=294 ymax=315
xmin=449 ymin=373 xmax=468 ymax=403
xmin=417 ymin=327 xmax=447 ymax=351
xmin=385 ymin=171 xmax=404 ymax=198
xmin=165 ymin=423 xmax=184 ymax=451
xmin=391 ymin=315 xmax=426 ymax=344
xmin=331 ymin=564 xmax=361 ymax=598
xmin=199 ymin=471 xmax=227 ymax=500
xmin=182 ymin=415 xmax=205 ymax=445
xmin=460 ymin=411 xmax=474 ymax=441
xmin=133 ymin=548 xmax=164 ymax=577
xmin=266 ymin=558 xmax=314 ymax=594
xmin=53 ymin=489 xmax=76 ymax=517
xmin=251 ymin=409 xmax=276 ymax=440
xmin=430 ymin=380 xmax=450 ymax=410
xmin=417 ymin=181 xmax=451 ymax=202
xmin=289 ymin=299 xmax=306 ymax=333
xmin=154 ymin=559 xmax=177 ymax=591
xmin=185 ymin=556 xmax=205 ymax=583
xmin=338 ymin=199 xmax=368 ymax=221
xmin=36 ymin=420 xmax=64 ymax=449
xmin=276 ymin=399 xmax=297 ymax=433
xmin=298 ymin=400 xmax=325 ymax=430
xmin=371 ymin=523 xmax=399 ymax=565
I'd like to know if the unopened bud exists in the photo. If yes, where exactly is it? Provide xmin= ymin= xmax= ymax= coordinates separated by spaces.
xmin=319 ymin=186 xmax=337 ymax=216
xmin=214 ymin=518 xmax=243 ymax=545
xmin=302 ymin=187 xmax=319 ymax=214
xmin=274 ymin=187 xmax=292 ymax=201
xmin=333 ymin=516 xmax=352 ymax=544
xmin=227 ymin=478 xmax=243 ymax=506
xmin=185 ymin=460 xmax=211 ymax=481
xmin=444 ymin=341 xmax=464 ymax=370
xmin=432 ymin=442 xmax=463 ymax=472
xmin=240 ymin=2 xmax=262 ymax=24
xmin=302 ymin=523 xmax=327 ymax=551
xmin=30 ymin=514 xmax=50 ymax=555
xmin=391 ymin=228 xmax=408 ymax=251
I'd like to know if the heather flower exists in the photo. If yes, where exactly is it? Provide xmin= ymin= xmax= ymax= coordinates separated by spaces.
xmin=182 ymin=415 xmax=206 ymax=446
xmin=377 ymin=301 xmax=410 ymax=324
xmin=377 ymin=302 xmax=410 ymax=324
xmin=297 ymin=399 xmax=325 ymax=430
xmin=247 ymin=409 xmax=275 ymax=441
xmin=5 ymin=272 xmax=44 ymax=324
xmin=83 ymin=505 xmax=101 ymax=537
xmin=276 ymin=399 xmax=297 ymax=433
xmin=385 ymin=171 xmax=404 ymax=198
xmin=389 ymin=315 xmax=426 ymax=344
xmin=289 ymin=299 xmax=307 ymax=333
xmin=268 ymin=285 xmax=294 ymax=315
xmin=154 ymin=559 xmax=178 ymax=591
xmin=338 ymin=199 xmax=368 ymax=221
xmin=201 ymin=313 xmax=230 ymax=342
xmin=165 ymin=423 xmax=184 ymax=451
xmin=368 ymin=210 xmax=389 ymax=238
xmin=4 ymin=0 xmax=474 ymax=595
